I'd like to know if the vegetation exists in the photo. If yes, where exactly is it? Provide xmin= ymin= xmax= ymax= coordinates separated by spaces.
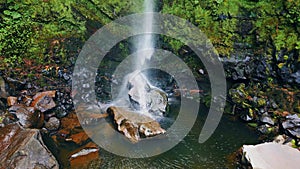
xmin=162 ymin=0 xmax=300 ymax=57
xmin=0 ymin=0 xmax=142 ymax=68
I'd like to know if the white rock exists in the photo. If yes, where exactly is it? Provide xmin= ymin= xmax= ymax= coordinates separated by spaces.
xmin=243 ymin=142 xmax=300 ymax=169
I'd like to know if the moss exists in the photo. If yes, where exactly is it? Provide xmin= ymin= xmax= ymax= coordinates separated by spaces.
xmin=162 ymin=0 xmax=300 ymax=59
xmin=0 ymin=0 xmax=142 ymax=69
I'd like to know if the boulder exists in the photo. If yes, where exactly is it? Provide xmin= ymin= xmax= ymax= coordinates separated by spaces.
xmin=128 ymin=72 xmax=167 ymax=115
xmin=242 ymin=142 xmax=300 ymax=169
xmin=8 ymin=105 xmax=43 ymax=128
xmin=107 ymin=106 xmax=166 ymax=143
xmin=0 ymin=124 xmax=59 ymax=169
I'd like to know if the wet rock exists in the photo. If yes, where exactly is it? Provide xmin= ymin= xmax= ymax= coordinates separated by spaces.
xmin=260 ymin=113 xmax=275 ymax=125
xmin=240 ymin=114 xmax=253 ymax=122
xmin=7 ymin=96 xmax=18 ymax=106
xmin=45 ymin=117 xmax=60 ymax=131
xmin=20 ymin=95 xmax=32 ymax=106
xmin=242 ymin=142 xmax=300 ymax=169
xmin=69 ymin=142 xmax=99 ymax=169
xmin=128 ymin=72 xmax=168 ymax=115
xmin=8 ymin=105 xmax=43 ymax=128
xmin=273 ymin=135 xmax=293 ymax=146
xmin=54 ymin=113 xmax=86 ymax=144
xmin=55 ymin=106 xmax=68 ymax=118
xmin=257 ymin=124 xmax=268 ymax=134
xmin=291 ymin=70 xmax=300 ymax=84
xmin=31 ymin=91 xmax=56 ymax=112
xmin=66 ymin=132 xmax=90 ymax=145
xmin=120 ymin=119 xmax=140 ymax=143
xmin=107 ymin=106 xmax=166 ymax=143
xmin=0 ymin=124 xmax=59 ymax=169
xmin=282 ymin=114 xmax=300 ymax=139
xmin=55 ymin=91 xmax=74 ymax=118
xmin=0 ymin=76 xmax=8 ymax=99
xmin=75 ymin=104 xmax=108 ymax=125
xmin=139 ymin=121 xmax=166 ymax=137
xmin=6 ymin=77 xmax=26 ymax=94
xmin=60 ymin=113 xmax=81 ymax=130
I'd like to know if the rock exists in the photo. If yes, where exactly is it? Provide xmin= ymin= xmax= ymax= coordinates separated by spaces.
xmin=45 ymin=117 xmax=60 ymax=131
xmin=282 ymin=114 xmax=300 ymax=139
xmin=128 ymin=72 xmax=167 ymax=115
xmin=69 ymin=142 xmax=99 ymax=169
xmin=60 ymin=113 xmax=81 ymax=130
xmin=20 ymin=95 xmax=33 ymax=106
xmin=75 ymin=104 xmax=109 ymax=125
xmin=55 ymin=113 xmax=91 ymax=145
xmin=273 ymin=135 xmax=293 ymax=146
xmin=257 ymin=124 xmax=270 ymax=134
xmin=273 ymin=135 xmax=286 ymax=144
xmin=260 ymin=113 xmax=275 ymax=125
xmin=139 ymin=121 xmax=166 ymax=137
xmin=7 ymin=96 xmax=18 ymax=106
xmin=0 ymin=76 xmax=8 ymax=99
xmin=242 ymin=142 xmax=300 ymax=169
xmin=107 ymin=106 xmax=166 ymax=143
xmin=66 ymin=132 xmax=90 ymax=145
xmin=118 ymin=119 xmax=140 ymax=143
xmin=8 ymin=105 xmax=43 ymax=128
xmin=31 ymin=91 xmax=56 ymax=112
xmin=0 ymin=124 xmax=59 ymax=169
xmin=240 ymin=114 xmax=253 ymax=122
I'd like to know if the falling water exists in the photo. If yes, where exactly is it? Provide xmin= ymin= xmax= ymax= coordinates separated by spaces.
xmin=124 ymin=0 xmax=157 ymax=113
xmin=134 ymin=0 xmax=155 ymax=69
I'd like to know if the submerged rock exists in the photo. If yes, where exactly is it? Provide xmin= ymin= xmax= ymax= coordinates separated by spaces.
xmin=242 ymin=142 xmax=300 ymax=169
xmin=66 ymin=131 xmax=90 ymax=145
xmin=0 ymin=124 xmax=59 ymax=169
xmin=107 ymin=106 xmax=166 ymax=143
xmin=69 ymin=142 xmax=99 ymax=169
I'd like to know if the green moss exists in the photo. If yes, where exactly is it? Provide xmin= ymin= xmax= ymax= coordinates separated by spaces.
xmin=0 ymin=0 xmax=142 ymax=68
xmin=162 ymin=0 xmax=300 ymax=57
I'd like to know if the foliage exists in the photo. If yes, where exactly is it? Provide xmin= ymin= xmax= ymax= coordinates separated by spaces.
xmin=0 ymin=0 xmax=141 ymax=68
xmin=162 ymin=0 xmax=300 ymax=57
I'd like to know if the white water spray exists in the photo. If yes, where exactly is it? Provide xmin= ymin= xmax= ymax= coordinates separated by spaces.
xmin=112 ymin=0 xmax=167 ymax=118
xmin=134 ymin=0 xmax=155 ymax=69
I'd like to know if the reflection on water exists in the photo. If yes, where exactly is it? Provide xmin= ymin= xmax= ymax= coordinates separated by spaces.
xmin=97 ymin=102 xmax=259 ymax=169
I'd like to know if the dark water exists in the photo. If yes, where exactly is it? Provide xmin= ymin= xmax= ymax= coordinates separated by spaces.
xmin=47 ymin=69 xmax=258 ymax=168
xmin=96 ymin=102 xmax=259 ymax=169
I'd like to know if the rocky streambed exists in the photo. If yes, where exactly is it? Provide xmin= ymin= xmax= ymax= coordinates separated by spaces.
xmin=0 ymin=63 xmax=299 ymax=168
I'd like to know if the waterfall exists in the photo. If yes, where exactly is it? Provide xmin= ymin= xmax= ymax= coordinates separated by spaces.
xmin=128 ymin=0 xmax=156 ymax=112
xmin=112 ymin=0 xmax=165 ymax=117
xmin=134 ymin=0 xmax=155 ymax=70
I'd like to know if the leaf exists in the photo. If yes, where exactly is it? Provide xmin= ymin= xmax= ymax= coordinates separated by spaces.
xmin=11 ymin=12 xmax=22 ymax=19
xmin=277 ymin=63 xmax=285 ymax=69
xmin=3 ymin=10 xmax=11 ymax=16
